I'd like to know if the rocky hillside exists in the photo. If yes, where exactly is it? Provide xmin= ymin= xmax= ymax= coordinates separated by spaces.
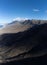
xmin=0 ymin=19 xmax=47 ymax=34
xmin=0 ymin=20 xmax=47 ymax=65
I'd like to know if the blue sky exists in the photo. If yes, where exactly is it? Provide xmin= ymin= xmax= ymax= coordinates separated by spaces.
xmin=0 ymin=0 xmax=47 ymax=24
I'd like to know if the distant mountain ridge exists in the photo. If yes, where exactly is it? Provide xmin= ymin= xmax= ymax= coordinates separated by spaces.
xmin=0 ymin=19 xmax=47 ymax=34
xmin=8 ymin=19 xmax=47 ymax=25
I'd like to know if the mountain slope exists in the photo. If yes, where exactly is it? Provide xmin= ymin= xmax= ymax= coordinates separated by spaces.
xmin=0 ymin=19 xmax=47 ymax=34
xmin=0 ymin=23 xmax=47 ymax=64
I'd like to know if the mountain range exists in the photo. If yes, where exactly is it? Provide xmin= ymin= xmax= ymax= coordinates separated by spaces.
xmin=0 ymin=20 xmax=47 ymax=65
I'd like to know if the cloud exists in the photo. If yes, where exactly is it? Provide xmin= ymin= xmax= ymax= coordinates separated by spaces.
xmin=33 ymin=9 xmax=40 ymax=12
xmin=13 ymin=17 xmax=28 ymax=21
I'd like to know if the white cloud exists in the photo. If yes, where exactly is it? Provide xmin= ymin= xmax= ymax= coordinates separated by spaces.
xmin=33 ymin=9 xmax=40 ymax=12
xmin=13 ymin=17 xmax=28 ymax=21
xmin=0 ymin=21 xmax=7 ymax=25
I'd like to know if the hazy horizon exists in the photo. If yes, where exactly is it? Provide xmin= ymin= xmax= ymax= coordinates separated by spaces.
xmin=0 ymin=0 xmax=47 ymax=24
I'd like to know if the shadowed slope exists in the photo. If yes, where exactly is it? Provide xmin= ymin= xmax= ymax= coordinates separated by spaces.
xmin=0 ymin=23 xmax=47 ymax=64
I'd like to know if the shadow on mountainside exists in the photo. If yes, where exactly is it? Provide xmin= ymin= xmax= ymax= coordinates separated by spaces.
xmin=1 ymin=54 xmax=47 ymax=65
xmin=0 ymin=23 xmax=47 ymax=65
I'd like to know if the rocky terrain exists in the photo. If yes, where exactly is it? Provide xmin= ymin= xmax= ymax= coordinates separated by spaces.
xmin=0 ymin=20 xmax=47 ymax=65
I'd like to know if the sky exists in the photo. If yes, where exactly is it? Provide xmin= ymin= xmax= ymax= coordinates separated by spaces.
xmin=0 ymin=0 xmax=47 ymax=24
